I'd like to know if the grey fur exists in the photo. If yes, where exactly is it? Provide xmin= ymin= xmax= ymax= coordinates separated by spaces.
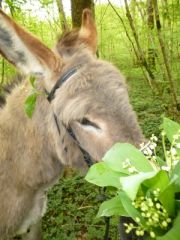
xmin=0 ymin=25 xmax=13 ymax=47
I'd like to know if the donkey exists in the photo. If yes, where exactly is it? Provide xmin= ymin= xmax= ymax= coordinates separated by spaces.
xmin=0 ymin=8 xmax=144 ymax=240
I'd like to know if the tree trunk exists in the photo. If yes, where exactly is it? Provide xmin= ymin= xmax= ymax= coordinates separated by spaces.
xmin=163 ymin=0 xmax=171 ymax=28
xmin=108 ymin=0 xmax=154 ymax=90
xmin=147 ymin=0 xmax=155 ymax=68
xmin=70 ymin=0 xmax=95 ymax=28
xmin=56 ymin=0 xmax=68 ymax=31
xmin=134 ymin=0 xmax=146 ymax=24
xmin=153 ymin=0 xmax=178 ymax=109
xmin=123 ymin=0 xmax=160 ymax=92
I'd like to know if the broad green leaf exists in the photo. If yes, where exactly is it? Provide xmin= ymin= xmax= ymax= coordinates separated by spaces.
xmin=120 ymin=171 xmax=158 ymax=200
xmin=171 ymin=161 xmax=180 ymax=192
xmin=157 ymin=211 xmax=180 ymax=240
xmin=24 ymin=93 xmax=37 ymax=118
xmin=175 ymin=200 xmax=180 ymax=210
xmin=163 ymin=118 xmax=180 ymax=144
xmin=159 ymin=183 xmax=175 ymax=216
xmin=102 ymin=143 xmax=153 ymax=174
xmin=29 ymin=76 xmax=36 ymax=88
xmin=118 ymin=191 xmax=146 ymax=225
xmin=144 ymin=171 xmax=175 ymax=216
xmin=85 ymin=162 xmax=126 ymax=188
xmin=97 ymin=195 xmax=128 ymax=217
xmin=144 ymin=170 xmax=170 ymax=192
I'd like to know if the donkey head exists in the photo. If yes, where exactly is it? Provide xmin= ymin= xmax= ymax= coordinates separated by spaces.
xmin=52 ymin=9 xmax=144 ymax=163
xmin=0 ymin=9 xmax=144 ymax=170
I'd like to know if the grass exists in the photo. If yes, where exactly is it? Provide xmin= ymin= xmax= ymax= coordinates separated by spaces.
xmin=43 ymin=174 xmax=119 ymax=240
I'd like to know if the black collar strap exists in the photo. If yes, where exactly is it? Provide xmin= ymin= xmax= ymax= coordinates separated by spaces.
xmin=47 ymin=65 xmax=80 ymax=102
xmin=66 ymin=126 xmax=93 ymax=167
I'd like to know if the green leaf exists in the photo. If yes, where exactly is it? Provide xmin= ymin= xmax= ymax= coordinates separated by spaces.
xmin=85 ymin=162 xmax=126 ymax=188
xmin=102 ymin=143 xmax=153 ymax=174
xmin=175 ymin=200 xmax=180 ymax=210
xmin=118 ymin=191 xmax=146 ymax=225
xmin=171 ymin=161 xmax=180 ymax=192
xmin=120 ymin=171 xmax=158 ymax=200
xmin=144 ymin=171 xmax=175 ymax=216
xmin=144 ymin=170 xmax=170 ymax=192
xmin=29 ymin=76 xmax=36 ymax=88
xmin=97 ymin=195 xmax=128 ymax=217
xmin=159 ymin=183 xmax=175 ymax=216
xmin=157 ymin=211 xmax=180 ymax=240
xmin=24 ymin=93 xmax=37 ymax=118
xmin=163 ymin=118 xmax=180 ymax=144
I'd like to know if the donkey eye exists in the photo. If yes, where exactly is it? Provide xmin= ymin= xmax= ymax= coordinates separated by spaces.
xmin=80 ymin=118 xmax=100 ymax=129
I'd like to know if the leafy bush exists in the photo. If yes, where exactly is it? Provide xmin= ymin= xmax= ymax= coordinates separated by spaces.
xmin=85 ymin=118 xmax=180 ymax=239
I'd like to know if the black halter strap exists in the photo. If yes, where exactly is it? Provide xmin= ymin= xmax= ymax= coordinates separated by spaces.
xmin=66 ymin=126 xmax=93 ymax=167
xmin=47 ymin=66 xmax=93 ymax=167
xmin=47 ymin=66 xmax=79 ymax=102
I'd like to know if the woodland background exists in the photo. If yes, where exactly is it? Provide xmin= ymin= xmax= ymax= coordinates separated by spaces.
xmin=0 ymin=0 xmax=179 ymax=239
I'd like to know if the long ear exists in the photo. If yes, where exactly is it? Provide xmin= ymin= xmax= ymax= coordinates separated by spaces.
xmin=79 ymin=9 xmax=97 ymax=54
xmin=0 ymin=9 xmax=61 ymax=77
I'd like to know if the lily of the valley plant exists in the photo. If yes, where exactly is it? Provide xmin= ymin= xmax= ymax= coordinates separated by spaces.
xmin=85 ymin=118 xmax=180 ymax=240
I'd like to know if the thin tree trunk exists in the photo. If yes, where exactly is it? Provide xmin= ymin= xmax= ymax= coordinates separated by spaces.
xmin=124 ymin=0 xmax=160 ymax=92
xmin=134 ymin=0 xmax=146 ymax=24
xmin=163 ymin=0 xmax=171 ymax=27
xmin=108 ymin=0 xmax=154 ymax=89
xmin=71 ymin=0 xmax=95 ymax=28
xmin=153 ymin=0 xmax=178 ymax=109
xmin=56 ymin=0 xmax=68 ymax=31
xmin=147 ymin=0 xmax=155 ymax=68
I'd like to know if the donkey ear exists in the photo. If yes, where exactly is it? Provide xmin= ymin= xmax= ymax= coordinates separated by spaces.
xmin=0 ymin=9 xmax=61 ymax=77
xmin=79 ymin=9 xmax=97 ymax=54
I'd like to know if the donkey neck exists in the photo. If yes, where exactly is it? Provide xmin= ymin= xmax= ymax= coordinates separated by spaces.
xmin=0 ymin=81 xmax=64 ymax=189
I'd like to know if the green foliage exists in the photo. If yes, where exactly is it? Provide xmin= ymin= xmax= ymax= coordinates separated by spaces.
xmin=24 ymin=93 xmax=37 ymax=118
xmin=85 ymin=118 xmax=180 ymax=239
xmin=120 ymin=171 xmax=157 ymax=200
xmin=163 ymin=118 xmax=180 ymax=144
xmin=24 ymin=76 xmax=43 ymax=118
xmin=97 ymin=196 xmax=128 ymax=218
xmin=156 ymin=212 xmax=180 ymax=240
xmin=40 ymin=0 xmax=54 ymax=6
xmin=85 ymin=162 xmax=126 ymax=188
xmin=5 ymin=0 xmax=27 ymax=10
xmin=42 ymin=175 xmax=119 ymax=239
xmin=96 ymin=2 xmax=180 ymax=110
xmin=102 ymin=143 xmax=153 ymax=173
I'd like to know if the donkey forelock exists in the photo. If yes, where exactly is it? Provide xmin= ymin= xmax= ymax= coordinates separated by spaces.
xmin=0 ymin=8 xmax=144 ymax=239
